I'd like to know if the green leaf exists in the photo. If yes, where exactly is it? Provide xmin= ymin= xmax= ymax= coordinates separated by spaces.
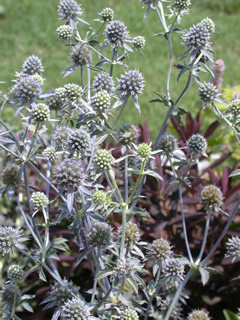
xmin=127 ymin=276 xmax=139 ymax=294
xmin=199 ymin=267 xmax=210 ymax=286
xmin=223 ymin=309 xmax=239 ymax=320
xmin=95 ymin=269 xmax=114 ymax=280
xmin=229 ymin=169 xmax=240 ymax=177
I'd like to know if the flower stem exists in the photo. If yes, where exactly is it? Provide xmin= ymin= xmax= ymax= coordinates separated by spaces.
xmin=196 ymin=210 xmax=211 ymax=264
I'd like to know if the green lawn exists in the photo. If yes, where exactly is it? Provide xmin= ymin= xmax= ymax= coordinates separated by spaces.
xmin=0 ymin=0 xmax=240 ymax=138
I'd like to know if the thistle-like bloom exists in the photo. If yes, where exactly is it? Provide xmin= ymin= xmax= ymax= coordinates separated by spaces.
xmin=32 ymin=74 xmax=44 ymax=85
xmin=200 ymin=185 xmax=223 ymax=211
xmin=99 ymin=8 xmax=114 ymax=22
xmin=229 ymin=99 xmax=240 ymax=117
xmin=137 ymin=143 xmax=151 ymax=159
xmin=173 ymin=0 xmax=191 ymax=10
xmin=105 ymin=20 xmax=129 ymax=46
xmin=162 ymin=258 xmax=185 ymax=282
xmin=64 ymin=83 xmax=83 ymax=101
xmin=58 ymin=0 xmax=83 ymax=21
xmin=16 ymin=75 xmax=42 ymax=100
xmin=122 ymin=309 xmax=139 ymax=320
xmin=160 ymin=298 xmax=182 ymax=320
xmin=158 ymin=134 xmax=177 ymax=155
xmin=1 ymin=282 xmax=21 ymax=305
xmin=0 ymin=226 xmax=23 ymax=256
xmin=56 ymin=25 xmax=73 ymax=40
xmin=91 ymin=90 xmax=111 ymax=113
xmin=148 ymin=238 xmax=173 ymax=263
xmin=43 ymin=147 xmax=57 ymax=162
xmin=32 ymin=103 xmax=50 ymax=122
xmin=71 ymin=44 xmax=92 ymax=66
xmin=46 ymin=90 xmax=63 ymax=110
xmin=92 ymin=190 xmax=106 ymax=205
xmin=54 ymin=159 xmax=83 ymax=190
xmin=2 ymin=164 xmax=20 ymax=187
xmin=88 ymin=221 xmax=112 ymax=249
xmin=7 ymin=265 xmax=24 ymax=281
xmin=201 ymin=17 xmax=215 ymax=34
xmin=186 ymin=134 xmax=207 ymax=157
xmin=94 ymin=149 xmax=114 ymax=170
xmin=132 ymin=36 xmax=146 ymax=50
xmin=115 ymin=257 xmax=140 ymax=279
xmin=31 ymin=192 xmax=48 ymax=209
xmin=67 ymin=128 xmax=91 ymax=156
xmin=183 ymin=23 xmax=210 ymax=50
xmin=199 ymin=82 xmax=218 ymax=105
xmin=92 ymin=71 xmax=115 ymax=93
xmin=225 ymin=236 xmax=240 ymax=260
xmin=47 ymin=279 xmax=79 ymax=306
xmin=188 ymin=309 xmax=211 ymax=320
xmin=61 ymin=298 xmax=90 ymax=319
xmin=117 ymin=70 xmax=144 ymax=99
xmin=22 ymin=55 xmax=44 ymax=75
xmin=119 ymin=123 xmax=139 ymax=145
xmin=118 ymin=222 xmax=140 ymax=247
xmin=56 ymin=87 xmax=67 ymax=103
xmin=53 ymin=126 xmax=73 ymax=150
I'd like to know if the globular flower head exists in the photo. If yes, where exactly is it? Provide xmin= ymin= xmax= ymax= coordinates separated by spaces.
xmin=105 ymin=20 xmax=129 ymax=46
xmin=22 ymin=55 xmax=44 ymax=75
xmin=61 ymin=298 xmax=90 ymax=320
xmin=56 ymin=25 xmax=73 ymax=40
xmin=200 ymin=185 xmax=223 ymax=211
xmin=0 ymin=226 xmax=23 ymax=256
xmin=117 ymin=70 xmax=144 ymax=98
xmin=32 ymin=74 xmax=45 ymax=85
xmin=201 ymin=17 xmax=215 ymax=34
xmin=64 ymin=83 xmax=83 ymax=101
xmin=173 ymin=0 xmax=191 ymax=10
xmin=91 ymin=90 xmax=111 ymax=113
xmin=225 ymin=236 xmax=240 ymax=260
xmin=88 ymin=221 xmax=112 ymax=249
xmin=53 ymin=126 xmax=73 ymax=150
xmin=118 ymin=222 xmax=140 ymax=247
xmin=2 ymin=164 xmax=20 ymax=187
xmin=99 ymin=8 xmax=114 ymax=22
xmin=54 ymin=159 xmax=83 ymax=190
xmin=7 ymin=265 xmax=24 ymax=281
xmin=122 ymin=309 xmax=139 ymax=320
xmin=162 ymin=258 xmax=185 ymax=282
xmin=31 ymin=192 xmax=48 ymax=209
xmin=92 ymin=190 xmax=106 ymax=205
xmin=132 ymin=36 xmax=146 ymax=50
xmin=158 ymin=134 xmax=177 ymax=155
xmin=188 ymin=309 xmax=211 ymax=320
xmin=119 ymin=124 xmax=139 ymax=145
xmin=148 ymin=238 xmax=173 ymax=262
xmin=43 ymin=147 xmax=57 ymax=162
xmin=56 ymin=87 xmax=67 ymax=103
xmin=183 ymin=23 xmax=210 ymax=49
xmin=115 ymin=257 xmax=140 ymax=279
xmin=137 ymin=143 xmax=151 ymax=159
xmin=49 ymin=279 xmax=79 ymax=306
xmin=229 ymin=99 xmax=240 ymax=116
xmin=46 ymin=90 xmax=63 ymax=111
xmin=67 ymin=128 xmax=91 ymax=156
xmin=58 ymin=0 xmax=82 ymax=21
xmin=92 ymin=71 xmax=115 ymax=93
xmin=71 ymin=44 xmax=92 ymax=66
xmin=16 ymin=75 xmax=42 ymax=100
xmin=94 ymin=149 xmax=114 ymax=170
xmin=32 ymin=103 xmax=50 ymax=122
xmin=186 ymin=134 xmax=207 ymax=157
xmin=199 ymin=82 xmax=218 ymax=104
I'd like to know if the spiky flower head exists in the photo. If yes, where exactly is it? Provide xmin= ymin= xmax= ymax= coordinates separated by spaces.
xmin=7 ymin=265 xmax=24 ymax=281
xmin=64 ymin=83 xmax=83 ymax=101
xmin=117 ymin=70 xmax=144 ymax=98
xmin=132 ymin=36 xmax=146 ymax=50
xmin=92 ymin=190 xmax=106 ymax=205
xmin=148 ymin=238 xmax=172 ymax=262
xmin=158 ymin=134 xmax=177 ymax=155
xmin=160 ymin=299 xmax=182 ymax=320
xmin=115 ymin=257 xmax=140 ymax=279
xmin=22 ymin=55 xmax=44 ymax=75
xmin=32 ymin=74 xmax=45 ymax=85
xmin=49 ymin=279 xmax=79 ymax=306
xmin=137 ymin=143 xmax=151 ymax=159
xmin=199 ymin=82 xmax=218 ymax=104
xmin=200 ymin=185 xmax=223 ymax=211
xmin=1 ymin=282 xmax=21 ymax=305
xmin=31 ymin=192 xmax=48 ymax=209
xmin=99 ymin=8 xmax=114 ymax=22
xmin=92 ymin=71 xmax=115 ymax=93
xmin=186 ymin=134 xmax=207 ymax=157
xmin=201 ymin=17 xmax=215 ymax=34
xmin=16 ymin=75 xmax=42 ymax=100
xmin=188 ymin=310 xmax=211 ymax=320
xmin=46 ymin=90 xmax=63 ymax=111
xmin=122 ymin=309 xmax=139 ymax=320
xmin=118 ymin=222 xmax=140 ymax=247
xmin=91 ymin=90 xmax=111 ymax=113
xmin=32 ymin=103 xmax=50 ymax=122
xmin=58 ymin=0 xmax=82 ymax=21
xmin=94 ymin=149 xmax=114 ymax=170
xmin=88 ymin=221 xmax=112 ymax=249
xmin=119 ymin=124 xmax=139 ymax=145
xmin=67 ymin=128 xmax=91 ymax=156
xmin=56 ymin=25 xmax=73 ymax=40
xmin=61 ymin=298 xmax=90 ymax=320
xmin=54 ymin=159 xmax=83 ymax=190
xmin=162 ymin=258 xmax=185 ymax=282
xmin=229 ymin=99 xmax=240 ymax=116
xmin=0 ymin=226 xmax=23 ymax=256
xmin=71 ymin=44 xmax=92 ymax=66
xmin=56 ymin=87 xmax=67 ymax=103
xmin=183 ymin=23 xmax=210 ymax=49
xmin=53 ymin=126 xmax=73 ymax=150
xmin=106 ymin=20 xmax=129 ymax=46
xmin=173 ymin=0 xmax=191 ymax=10
xmin=2 ymin=164 xmax=20 ymax=186
xmin=43 ymin=147 xmax=57 ymax=162
xmin=225 ymin=236 xmax=240 ymax=260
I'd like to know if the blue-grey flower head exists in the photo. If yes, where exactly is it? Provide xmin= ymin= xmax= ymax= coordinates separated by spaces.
xmin=105 ymin=20 xmax=129 ymax=46
xmin=58 ymin=0 xmax=82 ymax=21
xmin=225 ymin=236 xmax=240 ymax=260
xmin=118 ymin=70 xmax=144 ymax=98
xmin=158 ymin=134 xmax=177 ymax=155
xmin=119 ymin=123 xmax=139 ymax=145
xmin=99 ymin=8 xmax=114 ymax=22
xmin=67 ymin=128 xmax=92 ymax=156
xmin=92 ymin=71 xmax=115 ymax=93
xmin=22 ymin=55 xmax=44 ymax=75
xmin=56 ymin=25 xmax=73 ymax=40
xmin=132 ymin=36 xmax=146 ymax=50
xmin=162 ymin=257 xmax=185 ymax=282
xmin=122 ymin=309 xmax=139 ymax=320
xmin=186 ymin=134 xmax=207 ymax=157
xmin=43 ymin=147 xmax=57 ymax=162
xmin=201 ymin=17 xmax=215 ymax=34
xmin=16 ymin=75 xmax=42 ymax=100
xmin=54 ymin=159 xmax=83 ymax=190
xmin=200 ymin=185 xmax=223 ymax=211
xmin=91 ymin=90 xmax=111 ymax=113
xmin=0 ymin=226 xmax=23 ymax=256
xmin=64 ymin=83 xmax=83 ymax=101
xmin=118 ymin=222 xmax=140 ymax=247
xmin=32 ymin=103 xmax=50 ymax=122
xmin=71 ymin=44 xmax=92 ymax=66
xmin=61 ymin=298 xmax=90 ymax=319
xmin=94 ymin=149 xmax=114 ymax=170
xmin=88 ymin=221 xmax=112 ymax=249
xmin=199 ymin=82 xmax=218 ymax=105
xmin=148 ymin=238 xmax=173 ymax=262
xmin=183 ymin=23 xmax=210 ymax=49
xmin=2 ymin=164 xmax=21 ymax=187
xmin=53 ymin=126 xmax=73 ymax=150
xmin=7 ymin=265 xmax=24 ymax=281
xmin=46 ymin=90 xmax=63 ymax=111
xmin=188 ymin=310 xmax=211 ymax=320
xmin=49 ymin=279 xmax=79 ymax=306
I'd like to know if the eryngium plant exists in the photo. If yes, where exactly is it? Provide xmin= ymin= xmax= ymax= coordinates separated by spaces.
xmin=0 ymin=0 xmax=239 ymax=319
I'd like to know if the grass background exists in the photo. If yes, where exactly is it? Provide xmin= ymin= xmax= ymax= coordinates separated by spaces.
xmin=0 ymin=0 xmax=240 ymax=138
